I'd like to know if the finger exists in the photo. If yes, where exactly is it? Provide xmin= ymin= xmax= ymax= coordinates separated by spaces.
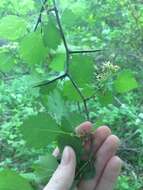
xmin=95 ymin=135 xmax=120 ymax=184
xmin=78 ymin=126 xmax=111 ymax=190
xmin=76 ymin=124 xmax=111 ymax=153
xmin=92 ymin=126 xmax=111 ymax=153
xmin=75 ymin=121 xmax=92 ymax=135
xmin=96 ymin=156 xmax=122 ymax=190
xmin=44 ymin=146 xmax=76 ymax=190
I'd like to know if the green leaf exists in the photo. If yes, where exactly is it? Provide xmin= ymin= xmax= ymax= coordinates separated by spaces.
xmin=43 ymin=17 xmax=61 ymax=50
xmin=0 ymin=52 xmax=16 ymax=72
xmin=46 ymin=90 xmax=66 ymax=121
xmin=39 ymin=82 xmax=58 ymax=114
xmin=40 ymin=82 xmax=57 ymax=95
xmin=33 ymin=154 xmax=58 ymax=183
xmin=10 ymin=0 xmax=35 ymax=15
xmin=81 ymin=85 xmax=95 ymax=98
xmin=69 ymin=55 xmax=94 ymax=88
xmin=0 ymin=15 xmax=27 ymax=40
xmin=114 ymin=70 xmax=138 ymax=93
xmin=20 ymin=173 xmax=38 ymax=183
xmin=61 ymin=112 xmax=85 ymax=133
xmin=50 ymin=53 xmax=65 ymax=71
xmin=0 ymin=169 xmax=33 ymax=190
xmin=79 ymin=160 xmax=96 ymax=180
xmin=20 ymin=112 xmax=61 ymax=149
xmin=61 ymin=80 xmax=82 ymax=102
xmin=20 ymin=31 xmax=47 ymax=65
xmin=61 ymin=9 xmax=77 ymax=27
xmin=98 ymin=91 xmax=114 ymax=106
xmin=57 ymin=134 xmax=83 ymax=164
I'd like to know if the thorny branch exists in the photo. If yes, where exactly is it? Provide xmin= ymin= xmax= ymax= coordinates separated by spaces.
xmin=34 ymin=0 xmax=48 ymax=31
xmin=34 ymin=0 xmax=102 ymax=120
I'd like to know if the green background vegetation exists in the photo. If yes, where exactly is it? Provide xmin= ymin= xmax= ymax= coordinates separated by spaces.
xmin=0 ymin=0 xmax=143 ymax=189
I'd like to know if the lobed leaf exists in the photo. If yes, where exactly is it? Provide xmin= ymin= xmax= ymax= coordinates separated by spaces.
xmin=61 ymin=80 xmax=82 ymax=102
xmin=20 ymin=112 xmax=61 ymax=149
xmin=114 ymin=70 xmax=138 ymax=93
xmin=20 ymin=31 xmax=47 ymax=65
xmin=43 ymin=17 xmax=61 ymax=50
xmin=69 ymin=55 xmax=94 ymax=88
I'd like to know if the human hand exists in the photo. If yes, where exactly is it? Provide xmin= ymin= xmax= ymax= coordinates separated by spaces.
xmin=44 ymin=122 xmax=122 ymax=190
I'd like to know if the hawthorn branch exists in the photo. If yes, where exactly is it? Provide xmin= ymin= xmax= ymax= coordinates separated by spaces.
xmin=52 ymin=0 xmax=69 ymax=53
xmin=83 ymin=100 xmax=90 ymax=120
xmin=69 ymin=49 xmax=102 ymax=54
xmin=34 ymin=0 xmax=48 ymax=31
xmin=67 ymin=74 xmax=90 ymax=120
xmin=33 ymin=73 xmax=67 ymax=88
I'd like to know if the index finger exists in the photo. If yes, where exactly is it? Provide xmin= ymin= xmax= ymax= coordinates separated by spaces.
xmin=75 ymin=121 xmax=92 ymax=135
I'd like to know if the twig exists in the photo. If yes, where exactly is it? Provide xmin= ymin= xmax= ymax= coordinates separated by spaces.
xmin=69 ymin=49 xmax=102 ymax=54
xmin=33 ymin=73 xmax=67 ymax=88
xmin=52 ymin=0 xmax=69 ymax=53
xmin=67 ymin=74 xmax=90 ymax=120
xmin=34 ymin=0 xmax=48 ymax=31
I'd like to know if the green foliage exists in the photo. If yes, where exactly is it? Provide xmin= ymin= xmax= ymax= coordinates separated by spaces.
xmin=42 ymin=17 xmax=61 ymax=50
xmin=49 ymin=53 xmax=65 ymax=71
xmin=32 ymin=154 xmax=58 ymax=183
xmin=114 ymin=70 xmax=138 ymax=93
xmin=0 ymin=15 xmax=27 ymax=40
xmin=57 ymin=134 xmax=83 ymax=164
xmin=20 ymin=32 xmax=47 ymax=66
xmin=61 ymin=9 xmax=77 ymax=27
xmin=69 ymin=55 xmax=94 ymax=88
xmin=0 ymin=169 xmax=33 ymax=190
xmin=20 ymin=113 xmax=60 ymax=149
xmin=115 ymin=175 xmax=142 ymax=190
xmin=0 ymin=0 xmax=143 ymax=189
xmin=98 ymin=90 xmax=114 ymax=106
xmin=0 ymin=52 xmax=15 ymax=72
xmin=62 ymin=80 xmax=82 ymax=101
xmin=61 ymin=112 xmax=85 ymax=133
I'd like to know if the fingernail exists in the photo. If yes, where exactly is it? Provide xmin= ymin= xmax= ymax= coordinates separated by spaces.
xmin=61 ymin=146 xmax=71 ymax=165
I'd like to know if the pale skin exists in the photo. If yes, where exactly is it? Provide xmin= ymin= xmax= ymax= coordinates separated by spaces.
xmin=44 ymin=122 xmax=122 ymax=190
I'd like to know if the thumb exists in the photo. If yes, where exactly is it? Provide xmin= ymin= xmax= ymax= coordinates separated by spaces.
xmin=44 ymin=146 xmax=76 ymax=190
